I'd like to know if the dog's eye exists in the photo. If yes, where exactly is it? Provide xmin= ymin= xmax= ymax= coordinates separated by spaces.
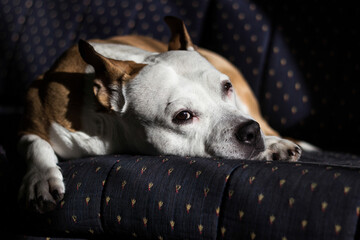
xmin=173 ymin=110 xmax=193 ymax=124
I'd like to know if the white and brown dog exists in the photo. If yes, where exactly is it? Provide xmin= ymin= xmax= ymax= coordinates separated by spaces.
xmin=18 ymin=16 xmax=304 ymax=213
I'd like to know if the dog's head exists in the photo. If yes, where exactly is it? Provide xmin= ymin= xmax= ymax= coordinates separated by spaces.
xmin=78 ymin=16 xmax=265 ymax=159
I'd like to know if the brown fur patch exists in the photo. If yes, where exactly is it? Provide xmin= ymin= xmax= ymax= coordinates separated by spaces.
xmin=79 ymin=40 xmax=146 ymax=111
xmin=164 ymin=16 xmax=196 ymax=51
xmin=20 ymin=45 xmax=88 ymax=139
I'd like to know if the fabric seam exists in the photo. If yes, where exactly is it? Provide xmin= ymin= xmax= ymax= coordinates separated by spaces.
xmin=215 ymin=163 xmax=245 ymax=240
xmin=99 ymin=158 xmax=121 ymax=234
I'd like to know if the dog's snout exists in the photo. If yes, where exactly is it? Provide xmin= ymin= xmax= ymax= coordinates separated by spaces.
xmin=235 ymin=120 xmax=260 ymax=145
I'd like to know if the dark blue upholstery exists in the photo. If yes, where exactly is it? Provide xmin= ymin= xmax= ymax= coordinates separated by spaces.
xmin=7 ymin=153 xmax=360 ymax=239
xmin=1 ymin=0 xmax=360 ymax=239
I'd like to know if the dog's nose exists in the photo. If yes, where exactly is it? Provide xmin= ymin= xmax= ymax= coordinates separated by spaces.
xmin=235 ymin=120 xmax=260 ymax=145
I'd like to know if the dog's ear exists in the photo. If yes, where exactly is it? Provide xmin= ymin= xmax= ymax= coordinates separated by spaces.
xmin=78 ymin=39 xmax=146 ymax=111
xmin=78 ymin=39 xmax=145 ymax=82
xmin=164 ymin=16 xmax=197 ymax=51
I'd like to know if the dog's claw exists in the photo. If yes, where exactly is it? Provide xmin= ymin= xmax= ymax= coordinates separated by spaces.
xmin=287 ymin=149 xmax=295 ymax=156
xmin=37 ymin=196 xmax=57 ymax=213
xmin=288 ymin=146 xmax=301 ymax=157
xmin=51 ymin=190 xmax=64 ymax=203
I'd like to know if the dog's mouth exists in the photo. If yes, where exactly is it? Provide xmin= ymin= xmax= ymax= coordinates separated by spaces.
xmin=203 ymin=135 xmax=265 ymax=160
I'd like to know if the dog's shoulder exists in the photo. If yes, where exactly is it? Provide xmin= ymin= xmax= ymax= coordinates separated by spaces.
xmin=20 ymin=44 xmax=90 ymax=138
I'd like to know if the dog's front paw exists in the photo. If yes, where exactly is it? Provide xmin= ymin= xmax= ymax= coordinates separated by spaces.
xmin=19 ymin=166 xmax=65 ymax=213
xmin=259 ymin=136 xmax=301 ymax=162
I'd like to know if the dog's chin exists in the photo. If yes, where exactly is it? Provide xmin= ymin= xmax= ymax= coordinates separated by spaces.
xmin=204 ymin=138 xmax=266 ymax=160
xmin=237 ymin=139 xmax=266 ymax=160
xmin=203 ymin=144 xmax=263 ymax=160
xmin=221 ymin=148 xmax=263 ymax=160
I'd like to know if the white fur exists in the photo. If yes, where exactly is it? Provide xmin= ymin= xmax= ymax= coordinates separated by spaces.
xmin=297 ymin=141 xmax=319 ymax=152
xmin=91 ymin=42 xmax=155 ymax=63
xmin=18 ymin=134 xmax=64 ymax=212
xmin=49 ymin=122 xmax=114 ymax=159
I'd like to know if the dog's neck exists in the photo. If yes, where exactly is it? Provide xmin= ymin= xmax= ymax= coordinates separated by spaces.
xmin=78 ymin=75 xmax=156 ymax=156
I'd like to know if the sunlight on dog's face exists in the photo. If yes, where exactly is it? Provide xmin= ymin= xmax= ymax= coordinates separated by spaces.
xmin=120 ymin=50 xmax=265 ymax=159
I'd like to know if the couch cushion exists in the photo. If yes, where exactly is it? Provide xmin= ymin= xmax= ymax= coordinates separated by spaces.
xmin=219 ymin=153 xmax=360 ymax=239
xmin=12 ymin=152 xmax=360 ymax=239
xmin=101 ymin=155 xmax=237 ymax=239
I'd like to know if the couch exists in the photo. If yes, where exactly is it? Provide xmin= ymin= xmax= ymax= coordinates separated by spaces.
xmin=1 ymin=0 xmax=360 ymax=239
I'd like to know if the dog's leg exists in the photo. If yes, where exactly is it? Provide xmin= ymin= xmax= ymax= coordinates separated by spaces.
xmin=257 ymin=136 xmax=302 ymax=162
xmin=18 ymin=134 xmax=65 ymax=213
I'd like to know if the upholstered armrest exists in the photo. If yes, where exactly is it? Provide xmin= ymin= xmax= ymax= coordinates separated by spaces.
xmin=16 ymin=153 xmax=360 ymax=239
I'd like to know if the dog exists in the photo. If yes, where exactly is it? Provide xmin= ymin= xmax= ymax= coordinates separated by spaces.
xmin=18 ymin=16 xmax=304 ymax=213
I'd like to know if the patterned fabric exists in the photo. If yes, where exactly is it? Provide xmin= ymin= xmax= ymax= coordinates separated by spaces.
xmin=0 ymin=0 xmax=359 ymax=154
xmin=219 ymin=154 xmax=360 ymax=240
xmin=10 ymin=153 xmax=360 ymax=239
